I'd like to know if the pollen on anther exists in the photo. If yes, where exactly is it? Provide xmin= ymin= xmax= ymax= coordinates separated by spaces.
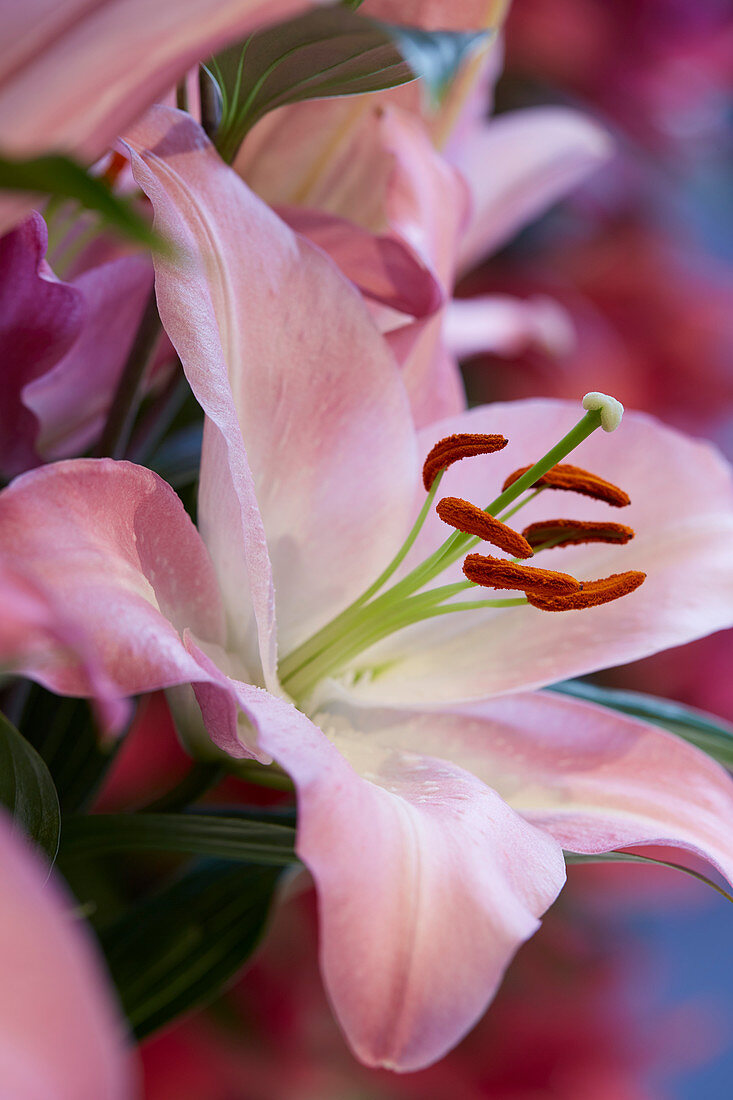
xmin=502 ymin=463 xmax=631 ymax=507
xmin=463 ymin=553 xmax=580 ymax=595
xmin=422 ymin=433 xmax=508 ymax=491
xmin=526 ymin=570 xmax=646 ymax=611
xmin=438 ymin=497 xmax=534 ymax=558
xmin=522 ymin=519 xmax=635 ymax=550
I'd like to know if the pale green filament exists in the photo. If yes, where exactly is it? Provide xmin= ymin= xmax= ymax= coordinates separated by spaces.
xmin=280 ymin=407 xmax=603 ymax=701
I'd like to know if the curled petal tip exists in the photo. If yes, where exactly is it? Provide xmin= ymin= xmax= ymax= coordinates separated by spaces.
xmin=582 ymin=391 xmax=624 ymax=432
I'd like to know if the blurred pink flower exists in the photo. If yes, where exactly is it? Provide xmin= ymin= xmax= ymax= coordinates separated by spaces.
xmin=2 ymin=108 xmax=733 ymax=1070
xmin=0 ymin=811 xmax=136 ymax=1097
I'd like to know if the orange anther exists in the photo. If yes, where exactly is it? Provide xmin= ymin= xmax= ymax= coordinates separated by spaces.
xmin=437 ymin=497 xmax=533 ymax=558
xmin=463 ymin=554 xmax=579 ymax=595
xmin=522 ymin=519 xmax=635 ymax=550
xmin=502 ymin=463 xmax=630 ymax=507
xmin=527 ymin=570 xmax=646 ymax=611
xmin=422 ymin=433 xmax=507 ymax=491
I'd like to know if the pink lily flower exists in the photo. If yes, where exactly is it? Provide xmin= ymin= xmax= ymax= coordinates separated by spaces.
xmin=0 ymin=212 xmax=153 ymax=478
xmin=2 ymin=108 xmax=733 ymax=1071
xmin=0 ymin=811 xmax=136 ymax=1097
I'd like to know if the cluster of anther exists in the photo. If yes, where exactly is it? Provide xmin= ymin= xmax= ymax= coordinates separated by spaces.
xmin=422 ymin=433 xmax=646 ymax=613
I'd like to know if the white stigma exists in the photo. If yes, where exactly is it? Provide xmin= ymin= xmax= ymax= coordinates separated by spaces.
xmin=582 ymin=391 xmax=624 ymax=432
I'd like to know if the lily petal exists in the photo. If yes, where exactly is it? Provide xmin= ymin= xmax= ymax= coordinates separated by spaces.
xmin=0 ymin=459 xmax=227 ymax=702
xmin=350 ymin=692 xmax=733 ymax=886
xmin=278 ymin=205 xmax=443 ymax=318
xmin=23 ymin=255 xmax=153 ymax=460
xmin=343 ymin=399 xmax=733 ymax=705
xmin=444 ymin=294 xmax=576 ymax=360
xmin=0 ymin=555 xmax=128 ymax=734
xmin=455 ymin=107 xmax=613 ymax=275
xmin=127 ymin=107 xmax=417 ymax=662
xmin=0 ymin=811 xmax=135 ymax=1098
xmin=187 ymin=642 xmax=566 ymax=1072
xmin=0 ymin=0 xmax=318 ymax=161
xmin=362 ymin=0 xmax=507 ymax=31
xmin=0 ymin=213 xmax=83 ymax=477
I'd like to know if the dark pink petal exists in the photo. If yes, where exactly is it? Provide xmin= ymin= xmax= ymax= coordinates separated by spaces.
xmin=24 ymin=255 xmax=153 ymax=459
xmin=0 ymin=811 xmax=136 ymax=1098
xmin=0 ymin=213 xmax=83 ymax=477
xmin=187 ymin=640 xmax=566 ymax=1072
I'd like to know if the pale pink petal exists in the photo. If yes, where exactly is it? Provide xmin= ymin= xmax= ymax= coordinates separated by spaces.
xmin=0 ymin=0 xmax=320 ymax=161
xmin=278 ymin=205 xmax=443 ymax=318
xmin=0 ymin=811 xmax=135 ymax=1098
xmin=455 ymin=107 xmax=613 ymax=275
xmin=444 ymin=294 xmax=576 ymax=359
xmin=127 ymin=107 xmax=417 ymax=662
xmin=0 ymin=459 xmax=226 ymax=702
xmin=341 ymin=399 xmax=733 ymax=705
xmin=23 ymin=255 xmax=153 ymax=459
xmin=0 ymin=213 xmax=83 ymax=477
xmin=369 ymin=692 xmax=733 ymax=887
xmin=187 ymin=642 xmax=566 ymax=1072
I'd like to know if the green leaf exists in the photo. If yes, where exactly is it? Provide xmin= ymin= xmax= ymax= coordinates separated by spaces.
xmin=20 ymin=688 xmax=124 ymax=814
xmin=0 ymin=152 xmax=164 ymax=250
xmin=60 ymin=811 xmax=299 ymax=866
xmin=209 ymin=6 xmax=488 ymax=162
xmin=99 ymin=860 xmax=281 ymax=1037
xmin=565 ymin=849 xmax=733 ymax=905
xmin=0 ymin=711 xmax=60 ymax=861
xmin=552 ymin=680 xmax=733 ymax=771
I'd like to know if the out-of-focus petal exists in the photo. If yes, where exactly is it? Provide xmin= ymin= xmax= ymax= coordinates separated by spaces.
xmin=371 ymin=691 xmax=733 ymax=885
xmin=444 ymin=294 xmax=576 ymax=359
xmin=0 ymin=213 xmax=83 ymax=477
xmin=23 ymin=255 xmax=153 ymax=459
xmin=362 ymin=0 xmax=508 ymax=31
xmin=278 ymin=205 xmax=443 ymax=318
xmin=0 ymin=811 xmax=136 ymax=1098
xmin=0 ymin=459 xmax=226 ymax=704
xmin=187 ymin=642 xmax=566 ymax=1072
xmin=341 ymin=399 xmax=733 ymax=706
xmin=0 ymin=0 xmax=320 ymax=161
xmin=455 ymin=107 xmax=613 ymax=275
xmin=127 ymin=107 xmax=417 ymax=665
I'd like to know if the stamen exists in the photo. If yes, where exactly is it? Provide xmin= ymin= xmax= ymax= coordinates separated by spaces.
xmin=437 ymin=497 xmax=534 ymax=558
xmin=527 ymin=570 xmax=646 ymax=611
xmin=502 ymin=463 xmax=630 ymax=507
xmin=522 ymin=519 xmax=635 ymax=549
xmin=463 ymin=553 xmax=580 ymax=595
xmin=423 ymin=433 xmax=508 ymax=491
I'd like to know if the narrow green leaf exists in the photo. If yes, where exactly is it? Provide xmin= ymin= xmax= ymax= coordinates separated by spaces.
xmin=99 ymin=860 xmax=281 ymax=1037
xmin=565 ymin=849 xmax=733 ymax=905
xmin=60 ymin=811 xmax=299 ymax=867
xmin=552 ymin=680 xmax=733 ymax=771
xmin=20 ymin=688 xmax=124 ymax=814
xmin=210 ymin=7 xmax=487 ymax=162
xmin=0 ymin=152 xmax=164 ymax=250
xmin=0 ymin=711 xmax=60 ymax=861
